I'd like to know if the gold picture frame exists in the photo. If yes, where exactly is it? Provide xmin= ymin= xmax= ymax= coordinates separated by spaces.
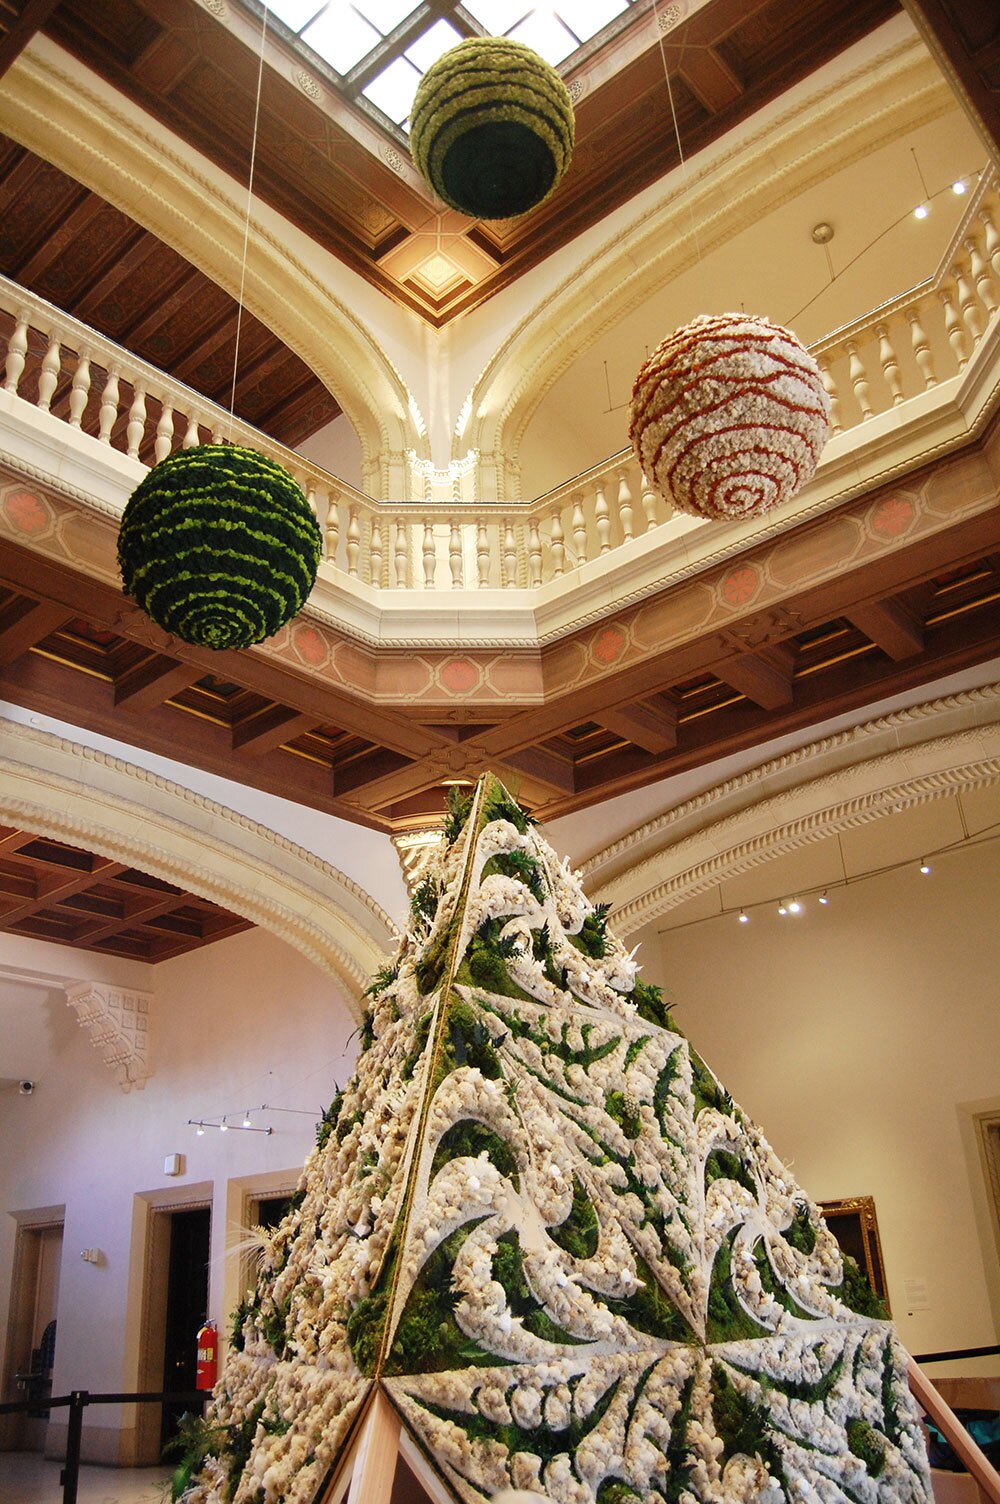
xmin=819 ymin=1195 xmax=890 ymax=1314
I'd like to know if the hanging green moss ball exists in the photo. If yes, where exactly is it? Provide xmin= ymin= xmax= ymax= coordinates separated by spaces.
xmin=410 ymin=36 xmax=575 ymax=220
xmin=117 ymin=444 xmax=322 ymax=651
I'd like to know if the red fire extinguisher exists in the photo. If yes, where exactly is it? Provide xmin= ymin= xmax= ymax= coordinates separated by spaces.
xmin=195 ymin=1319 xmax=218 ymax=1390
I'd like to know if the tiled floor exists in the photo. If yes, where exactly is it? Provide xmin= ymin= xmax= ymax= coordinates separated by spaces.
xmin=0 ymin=1453 xmax=169 ymax=1504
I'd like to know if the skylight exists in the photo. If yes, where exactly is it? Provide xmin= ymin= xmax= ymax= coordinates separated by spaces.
xmin=266 ymin=1 xmax=640 ymax=135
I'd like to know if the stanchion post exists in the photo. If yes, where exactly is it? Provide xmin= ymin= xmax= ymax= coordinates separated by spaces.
xmin=60 ymin=1389 xmax=87 ymax=1504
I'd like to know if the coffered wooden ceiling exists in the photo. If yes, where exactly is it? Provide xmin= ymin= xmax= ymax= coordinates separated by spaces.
xmin=0 ymin=133 xmax=341 ymax=449
xmin=30 ymin=0 xmax=898 ymax=327
xmin=0 ymin=825 xmax=253 ymax=959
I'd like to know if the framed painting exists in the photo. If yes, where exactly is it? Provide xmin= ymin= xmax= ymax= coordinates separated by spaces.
xmin=819 ymin=1195 xmax=890 ymax=1313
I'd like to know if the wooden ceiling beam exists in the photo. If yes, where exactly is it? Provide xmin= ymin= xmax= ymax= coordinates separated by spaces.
xmin=113 ymin=656 xmax=205 ymax=711
xmin=0 ymin=0 xmax=65 ymax=84
xmin=594 ymin=698 xmax=678 ymax=754
xmin=845 ymin=598 xmax=925 ymax=660
xmin=232 ymin=708 xmax=323 ymax=756
xmin=0 ymin=599 xmax=74 ymax=666
xmin=715 ymin=647 xmax=794 ymax=709
xmin=72 ymin=891 xmax=191 ymax=945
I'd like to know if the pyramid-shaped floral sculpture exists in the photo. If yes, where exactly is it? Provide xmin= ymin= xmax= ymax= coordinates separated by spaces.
xmin=181 ymin=775 xmax=932 ymax=1504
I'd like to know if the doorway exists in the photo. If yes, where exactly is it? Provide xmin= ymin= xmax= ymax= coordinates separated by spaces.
xmin=159 ymin=1207 xmax=211 ymax=1452
xmin=133 ymin=1188 xmax=212 ymax=1465
xmin=1 ymin=1212 xmax=63 ymax=1452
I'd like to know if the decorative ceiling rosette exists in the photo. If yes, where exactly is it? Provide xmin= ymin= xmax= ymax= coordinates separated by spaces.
xmin=629 ymin=313 xmax=830 ymax=522
xmin=175 ymin=775 xmax=932 ymax=1504
xmin=409 ymin=37 xmax=575 ymax=220
xmin=117 ymin=444 xmax=321 ymax=652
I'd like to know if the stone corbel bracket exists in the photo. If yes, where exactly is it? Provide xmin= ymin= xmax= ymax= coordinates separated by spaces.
xmin=64 ymin=981 xmax=152 ymax=1091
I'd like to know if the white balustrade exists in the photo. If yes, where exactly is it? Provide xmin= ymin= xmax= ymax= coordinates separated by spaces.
xmin=0 ymin=175 xmax=998 ymax=597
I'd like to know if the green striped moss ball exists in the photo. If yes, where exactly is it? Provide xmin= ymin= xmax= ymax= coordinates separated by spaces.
xmin=410 ymin=37 xmax=574 ymax=220
xmin=117 ymin=444 xmax=322 ymax=651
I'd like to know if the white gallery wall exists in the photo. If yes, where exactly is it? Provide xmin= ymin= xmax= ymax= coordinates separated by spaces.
xmin=0 ymin=926 xmax=360 ymax=1463
xmin=635 ymin=837 xmax=1000 ymax=1368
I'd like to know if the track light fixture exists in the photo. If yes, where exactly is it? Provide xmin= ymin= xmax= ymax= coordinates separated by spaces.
xmin=919 ymin=858 xmax=931 ymax=874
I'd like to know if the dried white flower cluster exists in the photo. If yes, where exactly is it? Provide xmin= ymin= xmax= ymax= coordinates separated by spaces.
xmin=629 ymin=312 xmax=830 ymax=521
xmin=185 ymin=777 xmax=930 ymax=1504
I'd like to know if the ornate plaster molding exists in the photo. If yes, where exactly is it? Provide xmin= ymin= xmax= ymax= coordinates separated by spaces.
xmin=0 ymin=718 xmax=400 ymax=1013
xmin=64 ymin=981 xmax=152 ymax=1092
xmin=461 ymin=32 xmax=950 ymax=489
xmin=0 ymin=39 xmax=428 ymax=496
xmin=583 ymin=684 xmax=1000 ymax=936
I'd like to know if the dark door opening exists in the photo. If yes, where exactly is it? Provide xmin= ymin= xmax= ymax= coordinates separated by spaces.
xmin=160 ymin=1206 xmax=210 ymax=1451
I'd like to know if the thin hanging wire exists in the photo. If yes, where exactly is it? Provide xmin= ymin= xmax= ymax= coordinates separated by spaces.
xmin=228 ymin=2 xmax=271 ymax=438
xmin=651 ymin=0 xmax=703 ymax=262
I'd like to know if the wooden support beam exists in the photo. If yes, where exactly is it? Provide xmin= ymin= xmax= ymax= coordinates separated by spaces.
xmin=114 ymin=657 xmax=204 ymax=711
xmin=0 ymin=0 xmax=65 ymax=84
xmin=0 ymin=600 xmax=73 ymax=667
xmin=232 ymin=708 xmax=321 ymax=757
xmin=716 ymin=648 xmax=794 ymax=710
xmin=499 ymin=745 xmax=575 ymax=796
xmin=595 ymin=699 xmax=678 ymax=754
xmin=846 ymin=598 xmax=925 ymax=660
xmin=346 ymin=1391 xmax=400 ymax=1504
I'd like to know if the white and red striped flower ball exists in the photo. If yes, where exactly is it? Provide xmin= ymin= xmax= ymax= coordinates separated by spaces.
xmin=629 ymin=312 xmax=830 ymax=521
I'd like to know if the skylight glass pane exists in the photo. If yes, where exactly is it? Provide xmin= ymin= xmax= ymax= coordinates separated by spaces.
xmin=406 ymin=17 xmax=463 ymax=72
xmin=508 ymin=12 xmax=577 ymax=64
xmin=353 ymin=0 xmax=416 ymax=32
xmin=363 ymin=55 xmax=422 ymax=124
xmin=301 ymin=4 xmax=379 ymax=72
xmin=556 ymin=0 xmax=628 ymax=44
xmin=266 ymin=0 xmax=324 ymax=29
xmin=462 ymin=0 xmax=531 ymax=31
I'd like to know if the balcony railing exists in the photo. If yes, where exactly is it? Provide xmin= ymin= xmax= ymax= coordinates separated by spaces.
xmin=1 ymin=175 xmax=998 ymax=603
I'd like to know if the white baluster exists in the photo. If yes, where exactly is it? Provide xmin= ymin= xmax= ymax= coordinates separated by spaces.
xmin=968 ymin=233 xmax=997 ymax=317
xmin=211 ymin=421 xmax=224 ymax=444
xmin=347 ymin=508 xmax=360 ymax=577
xmin=69 ymin=349 xmax=91 ymax=429
xmin=183 ymin=413 xmax=201 ymax=448
xmin=876 ymin=324 xmax=903 ymax=407
xmin=816 ymin=356 xmax=842 ymax=436
xmin=594 ymin=479 xmax=611 ymax=553
xmin=477 ymin=519 xmax=490 ymax=587
xmin=4 ymin=309 xmax=30 ymax=394
xmin=312 ymin=489 xmax=328 ymax=559
xmin=954 ymin=259 xmax=984 ymax=345
xmin=641 ymin=474 xmax=662 ymax=528
xmin=154 ymin=402 xmax=174 ymax=461
xmin=617 ymin=469 xmax=634 ymax=542
xmin=845 ymin=340 xmax=873 ymax=420
xmin=983 ymin=210 xmax=1000 ymax=284
xmin=370 ymin=519 xmax=383 ymax=588
xmin=550 ymin=507 xmax=566 ymax=575
xmin=36 ymin=332 xmax=61 ymax=412
xmin=448 ymin=520 xmax=463 ymax=589
xmin=528 ymin=518 xmax=542 ymax=586
xmin=502 ymin=523 xmax=517 ymax=588
xmin=126 ymin=384 xmax=147 ymax=458
xmin=940 ymin=286 xmax=968 ymax=370
xmin=907 ymin=307 xmax=936 ymax=389
xmin=571 ymin=491 xmax=587 ymax=563
xmin=304 ymin=482 xmax=318 ymax=530
xmin=422 ymin=519 xmax=436 ymax=589
xmin=325 ymin=494 xmax=340 ymax=564
xmin=394 ymin=517 xmax=408 ymax=588
xmin=98 ymin=366 xmax=120 ymax=444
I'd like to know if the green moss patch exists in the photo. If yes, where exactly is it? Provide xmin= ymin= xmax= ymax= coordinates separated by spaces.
xmin=431 ymin=1118 xmax=519 ymax=1188
xmin=549 ymin=1176 xmax=600 ymax=1260
xmin=384 ymin=1221 xmax=511 ymax=1375
xmin=846 ymin=1417 xmax=886 ymax=1477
